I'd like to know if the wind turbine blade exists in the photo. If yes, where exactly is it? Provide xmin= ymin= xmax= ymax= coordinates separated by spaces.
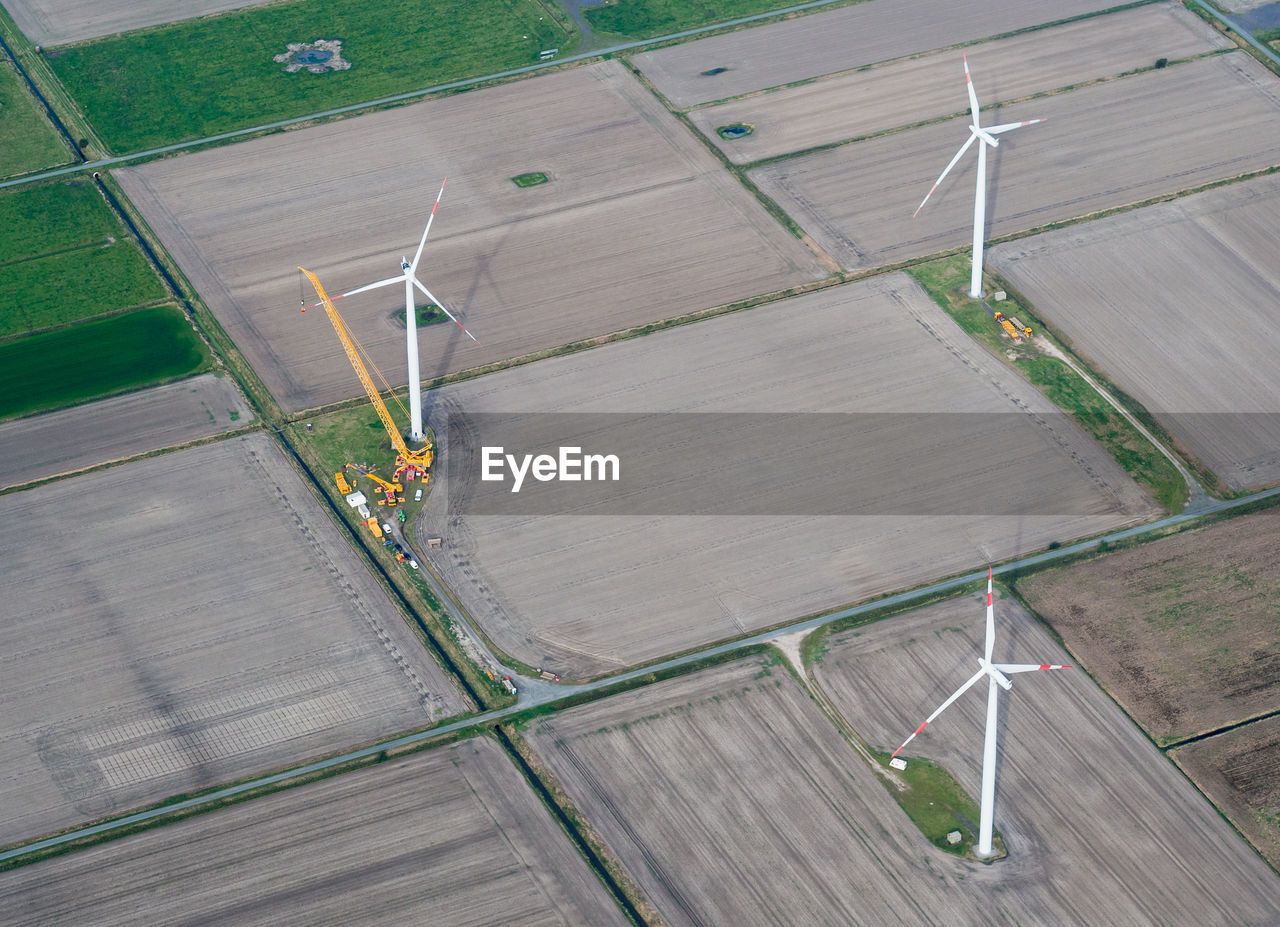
xmin=964 ymin=54 xmax=980 ymax=125
xmin=412 ymin=277 xmax=479 ymax=344
xmin=409 ymin=177 xmax=448 ymax=274
xmin=987 ymin=117 xmax=1046 ymax=136
xmin=985 ymin=566 xmax=995 ymax=663
xmin=338 ymin=273 xmax=408 ymax=299
xmin=913 ymin=133 xmax=977 ymax=217
xmin=994 ymin=663 xmax=1072 ymax=673
xmin=891 ymin=667 xmax=987 ymax=759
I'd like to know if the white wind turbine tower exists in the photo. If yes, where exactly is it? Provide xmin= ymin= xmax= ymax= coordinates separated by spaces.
xmin=327 ymin=178 xmax=478 ymax=442
xmin=914 ymin=56 xmax=1045 ymax=299
xmin=891 ymin=568 xmax=1071 ymax=857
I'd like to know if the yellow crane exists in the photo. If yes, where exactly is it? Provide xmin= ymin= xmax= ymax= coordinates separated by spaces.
xmin=299 ymin=267 xmax=433 ymax=480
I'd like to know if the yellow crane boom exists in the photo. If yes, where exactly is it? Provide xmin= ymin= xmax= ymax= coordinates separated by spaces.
xmin=299 ymin=267 xmax=432 ymax=476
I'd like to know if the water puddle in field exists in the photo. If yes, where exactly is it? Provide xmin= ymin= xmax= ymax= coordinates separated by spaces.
xmin=274 ymin=39 xmax=350 ymax=74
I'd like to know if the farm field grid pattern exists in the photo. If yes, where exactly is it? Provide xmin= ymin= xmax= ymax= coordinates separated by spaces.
xmin=115 ymin=59 xmax=827 ymax=414
xmin=4 ymin=0 xmax=274 ymax=46
xmin=419 ymin=273 xmax=1158 ymax=678
xmin=0 ymin=737 xmax=629 ymax=926
xmin=751 ymin=52 xmax=1280 ymax=272
xmin=811 ymin=595 xmax=1280 ymax=925
xmin=631 ymin=0 xmax=1125 ymax=108
xmin=991 ymin=173 xmax=1280 ymax=490
xmin=0 ymin=433 xmax=465 ymax=847
xmin=690 ymin=3 xmax=1227 ymax=164
xmin=0 ymin=373 xmax=253 ymax=489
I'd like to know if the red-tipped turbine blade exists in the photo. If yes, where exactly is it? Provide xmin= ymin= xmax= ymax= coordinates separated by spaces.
xmin=409 ymin=177 xmax=447 ymax=274
xmin=963 ymin=54 xmax=980 ymax=125
xmin=891 ymin=667 xmax=986 ymax=758
xmin=914 ymin=132 xmax=977 ymax=217
xmin=985 ymin=566 xmax=995 ymax=663
xmin=411 ymin=277 xmax=479 ymax=344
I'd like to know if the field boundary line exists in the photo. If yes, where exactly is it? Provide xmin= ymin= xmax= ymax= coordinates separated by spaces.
xmin=1163 ymin=706 xmax=1280 ymax=750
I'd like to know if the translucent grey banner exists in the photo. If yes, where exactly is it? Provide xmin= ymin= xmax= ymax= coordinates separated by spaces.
xmin=440 ymin=412 xmax=1276 ymax=516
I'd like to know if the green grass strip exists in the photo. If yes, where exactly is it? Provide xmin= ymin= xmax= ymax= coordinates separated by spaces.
xmin=585 ymin=0 xmax=813 ymax=38
xmin=908 ymin=255 xmax=1187 ymax=512
xmin=865 ymin=747 xmax=1004 ymax=858
xmin=0 ymin=305 xmax=211 ymax=419
xmin=0 ymin=57 xmax=71 ymax=178
xmin=46 ymin=0 xmax=574 ymax=153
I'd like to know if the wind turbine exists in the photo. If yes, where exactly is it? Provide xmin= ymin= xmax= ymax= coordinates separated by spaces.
xmin=891 ymin=568 xmax=1071 ymax=857
xmin=323 ymin=178 xmax=478 ymax=443
xmin=913 ymin=56 xmax=1044 ymax=299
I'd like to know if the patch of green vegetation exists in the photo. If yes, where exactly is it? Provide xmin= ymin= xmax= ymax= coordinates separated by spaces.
xmin=716 ymin=122 xmax=754 ymax=139
xmin=584 ymin=0 xmax=802 ymax=38
xmin=0 ymin=58 xmax=71 ymax=177
xmin=511 ymin=171 xmax=549 ymax=187
xmin=0 ymin=305 xmax=211 ymax=420
xmin=395 ymin=304 xmax=448 ymax=327
xmin=0 ymin=180 xmax=118 ymax=262
xmin=0 ymin=239 xmax=167 ymax=338
xmin=908 ymin=256 xmax=1187 ymax=512
xmin=0 ymin=180 xmax=168 ymax=340
xmin=46 ymin=0 xmax=575 ymax=153
xmin=867 ymin=747 xmax=1004 ymax=858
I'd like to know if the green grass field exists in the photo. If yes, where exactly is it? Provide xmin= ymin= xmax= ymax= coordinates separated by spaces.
xmin=0 ymin=305 xmax=211 ymax=419
xmin=0 ymin=180 xmax=117 ymax=261
xmin=0 ymin=180 xmax=168 ymax=338
xmin=583 ymin=0 xmax=809 ymax=38
xmin=908 ymin=256 xmax=1188 ymax=512
xmin=0 ymin=58 xmax=71 ymax=178
xmin=866 ymin=748 xmax=1003 ymax=858
xmin=46 ymin=0 xmax=574 ymax=154
xmin=0 ymin=241 xmax=166 ymax=337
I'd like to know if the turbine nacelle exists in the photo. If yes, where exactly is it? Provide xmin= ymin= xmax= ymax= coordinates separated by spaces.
xmin=970 ymin=124 xmax=998 ymax=148
xmin=979 ymin=658 xmax=1013 ymax=691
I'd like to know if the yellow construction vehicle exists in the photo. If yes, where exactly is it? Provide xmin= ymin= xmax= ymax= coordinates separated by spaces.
xmin=362 ymin=469 xmax=403 ymax=506
xmin=335 ymin=471 xmax=352 ymax=494
xmin=993 ymin=310 xmax=1031 ymax=342
xmin=300 ymin=267 xmax=432 ymax=481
